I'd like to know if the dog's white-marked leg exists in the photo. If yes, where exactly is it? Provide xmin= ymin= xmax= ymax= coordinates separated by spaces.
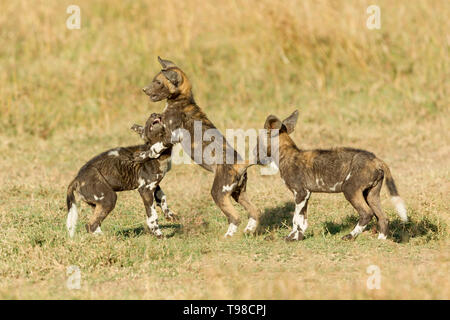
xmin=150 ymin=142 xmax=167 ymax=155
xmin=155 ymin=187 xmax=178 ymax=221
xmin=139 ymin=187 xmax=163 ymax=238
xmin=136 ymin=143 xmax=168 ymax=161
xmin=286 ymin=190 xmax=310 ymax=241
xmin=350 ymin=223 xmax=367 ymax=237
xmin=146 ymin=202 xmax=163 ymax=237
xmin=288 ymin=213 xmax=308 ymax=239
xmin=140 ymin=143 xmax=167 ymax=159
xmin=222 ymin=183 xmax=237 ymax=193
xmin=161 ymin=194 xmax=177 ymax=221
xmin=224 ymin=223 xmax=238 ymax=238
xmin=377 ymin=233 xmax=387 ymax=240
xmin=67 ymin=203 xmax=78 ymax=238
xmin=161 ymin=196 xmax=178 ymax=221
xmin=93 ymin=226 xmax=102 ymax=235
xmin=244 ymin=218 xmax=257 ymax=233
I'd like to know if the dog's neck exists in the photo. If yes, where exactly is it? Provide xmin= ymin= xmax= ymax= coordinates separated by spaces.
xmin=165 ymin=94 xmax=215 ymax=130
xmin=278 ymin=132 xmax=300 ymax=164
xmin=167 ymin=92 xmax=195 ymax=106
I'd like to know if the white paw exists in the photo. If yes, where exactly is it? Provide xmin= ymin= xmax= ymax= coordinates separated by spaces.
xmin=244 ymin=218 xmax=257 ymax=233
xmin=140 ymin=153 xmax=146 ymax=159
xmin=224 ymin=223 xmax=237 ymax=238
xmin=153 ymin=229 xmax=163 ymax=237
xmin=377 ymin=233 xmax=387 ymax=240
xmin=288 ymin=230 xmax=299 ymax=240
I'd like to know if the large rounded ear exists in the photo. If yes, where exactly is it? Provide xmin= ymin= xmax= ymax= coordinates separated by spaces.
xmin=158 ymin=56 xmax=177 ymax=70
xmin=131 ymin=124 xmax=144 ymax=138
xmin=162 ymin=69 xmax=182 ymax=87
xmin=282 ymin=110 xmax=299 ymax=134
xmin=264 ymin=115 xmax=282 ymax=130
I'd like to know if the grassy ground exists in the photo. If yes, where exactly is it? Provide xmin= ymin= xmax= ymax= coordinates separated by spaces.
xmin=0 ymin=0 xmax=449 ymax=299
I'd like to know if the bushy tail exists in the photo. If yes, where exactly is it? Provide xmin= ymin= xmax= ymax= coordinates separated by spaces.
xmin=379 ymin=160 xmax=408 ymax=223
xmin=66 ymin=180 xmax=79 ymax=237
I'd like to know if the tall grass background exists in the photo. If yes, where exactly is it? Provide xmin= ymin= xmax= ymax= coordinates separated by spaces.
xmin=1 ymin=0 xmax=448 ymax=138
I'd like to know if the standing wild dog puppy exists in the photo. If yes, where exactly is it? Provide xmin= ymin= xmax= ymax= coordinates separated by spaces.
xmin=258 ymin=110 xmax=408 ymax=241
xmin=138 ymin=57 xmax=260 ymax=237
xmin=66 ymin=113 xmax=177 ymax=238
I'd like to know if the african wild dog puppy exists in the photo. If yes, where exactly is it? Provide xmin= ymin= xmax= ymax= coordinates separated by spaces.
xmin=66 ymin=113 xmax=177 ymax=238
xmin=138 ymin=57 xmax=260 ymax=238
xmin=257 ymin=110 xmax=408 ymax=241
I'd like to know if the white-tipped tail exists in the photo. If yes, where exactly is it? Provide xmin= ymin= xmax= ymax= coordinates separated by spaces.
xmin=66 ymin=203 xmax=78 ymax=237
xmin=391 ymin=196 xmax=408 ymax=223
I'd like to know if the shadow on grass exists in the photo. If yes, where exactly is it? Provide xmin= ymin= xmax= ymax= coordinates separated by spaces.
xmin=322 ymin=215 xmax=442 ymax=243
xmin=323 ymin=215 xmax=359 ymax=235
xmin=389 ymin=217 xmax=441 ymax=243
xmin=258 ymin=201 xmax=294 ymax=232
xmin=115 ymin=223 xmax=182 ymax=239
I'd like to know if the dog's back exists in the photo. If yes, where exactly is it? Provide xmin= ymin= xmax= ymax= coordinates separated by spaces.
xmin=284 ymin=147 xmax=376 ymax=191
xmin=75 ymin=145 xmax=159 ymax=191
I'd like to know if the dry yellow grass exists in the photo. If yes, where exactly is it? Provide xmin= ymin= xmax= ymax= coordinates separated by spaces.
xmin=0 ymin=0 xmax=449 ymax=299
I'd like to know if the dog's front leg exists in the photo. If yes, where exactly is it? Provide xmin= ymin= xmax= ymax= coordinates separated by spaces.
xmin=285 ymin=189 xmax=310 ymax=241
xmin=138 ymin=185 xmax=163 ymax=238
xmin=134 ymin=142 xmax=169 ymax=162
xmin=154 ymin=185 xmax=178 ymax=221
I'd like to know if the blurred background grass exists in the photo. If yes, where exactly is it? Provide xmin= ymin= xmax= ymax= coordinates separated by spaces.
xmin=0 ymin=0 xmax=448 ymax=138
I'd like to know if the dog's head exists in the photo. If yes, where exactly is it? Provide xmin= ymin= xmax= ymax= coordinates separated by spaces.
xmin=253 ymin=110 xmax=299 ymax=164
xmin=142 ymin=56 xmax=192 ymax=102
xmin=131 ymin=113 xmax=170 ymax=146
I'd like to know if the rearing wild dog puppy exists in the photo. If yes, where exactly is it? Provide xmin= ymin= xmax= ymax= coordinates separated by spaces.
xmin=66 ymin=113 xmax=177 ymax=238
xmin=138 ymin=57 xmax=261 ymax=237
xmin=258 ymin=110 xmax=408 ymax=241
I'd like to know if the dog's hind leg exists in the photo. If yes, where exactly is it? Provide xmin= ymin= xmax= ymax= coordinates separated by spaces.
xmin=342 ymin=183 xmax=374 ymax=240
xmin=231 ymin=172 xmax=261 ymax=234
xmin=213 ymin=192 xmax=241 ymax=238
xmin=85 ymin=186 xmax=117 ymax=234
xmin=154 ymin=185 xmax=178 ymax=221
xmin=211 ymin=166 xmax=242 ymax=238
xmin=365 ymin=178 xmax=389 ymax=239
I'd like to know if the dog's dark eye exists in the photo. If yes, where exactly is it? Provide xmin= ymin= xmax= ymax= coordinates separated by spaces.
xmin=155 ymin=80 xmax=161 ymax=85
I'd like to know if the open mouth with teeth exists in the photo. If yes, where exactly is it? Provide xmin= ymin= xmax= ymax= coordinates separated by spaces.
xmin=149 ymin=116 xmax=162 ymax=131
xmin=152 ymin=117 xmax=161 ymax=125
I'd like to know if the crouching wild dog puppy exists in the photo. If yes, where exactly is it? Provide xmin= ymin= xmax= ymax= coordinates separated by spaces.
xmin=66 ymin=113 xmax=177 ymax=238
xmin=139 ymin=57 xmax=261 ymax=238
xmin=258 ymin=110 xmax=408 ymax=241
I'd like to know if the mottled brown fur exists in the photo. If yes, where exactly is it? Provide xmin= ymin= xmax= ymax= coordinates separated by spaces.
xmin=140 ymin=57 xmax=260 ymax=236
xmin=259 ymin=110 xmax=407 ymax=241
xmin=66 ymin=113 xmax=177 ymax=237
